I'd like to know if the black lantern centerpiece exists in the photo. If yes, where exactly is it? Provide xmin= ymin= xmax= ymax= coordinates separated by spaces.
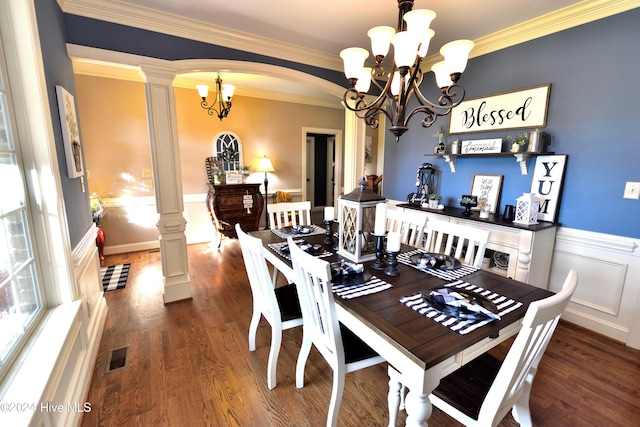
xmin=338 ymin=178 xmax=386 ymax=263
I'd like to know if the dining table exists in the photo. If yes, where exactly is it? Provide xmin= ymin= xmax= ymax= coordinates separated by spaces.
xmin=250 ymin=226 xmax=552 ymax=427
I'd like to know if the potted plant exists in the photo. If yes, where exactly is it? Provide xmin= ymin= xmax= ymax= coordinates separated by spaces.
xmin=507 ymin=132 xmax=528 ymax=153
xmin=428 ymin=193 xmax=442 ymax=209
xmin=239 ymin=164 xmax=251 ymax=182
xmin=459 ymin=195 xmax=478 ymax=216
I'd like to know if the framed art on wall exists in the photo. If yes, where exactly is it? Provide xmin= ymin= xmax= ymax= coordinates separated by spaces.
xmin=470 ymin=174 xmax=503 ymax=213
xmin=529 ymin=154 xmax=567 ymax=223
xmin=448 ymin=84 xmax=551 ymax=134
xmin=56 ymin=85 xmax=84 ymax=179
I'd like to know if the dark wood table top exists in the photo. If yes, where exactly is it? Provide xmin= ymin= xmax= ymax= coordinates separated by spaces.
xmin=251 ymin=228 xmax=553 ymax=371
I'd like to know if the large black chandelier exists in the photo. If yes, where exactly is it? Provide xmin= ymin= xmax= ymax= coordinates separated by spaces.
xmin=340 ymin=0 xmax=474 ymax=141
xmin=196 ymin=73 xmax=236 ymax=121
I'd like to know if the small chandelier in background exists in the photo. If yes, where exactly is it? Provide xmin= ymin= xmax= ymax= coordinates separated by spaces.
xmin=196 ymin=73 xmax=236 ymax=121
xmin=340 ymin=0 xmax=474 ymax=141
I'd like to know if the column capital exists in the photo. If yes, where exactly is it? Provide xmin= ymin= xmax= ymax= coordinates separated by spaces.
xmin=139 ymin=64 xmax=177 ymax=84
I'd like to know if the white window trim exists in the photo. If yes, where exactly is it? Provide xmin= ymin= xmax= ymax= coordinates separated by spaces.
xmin=0 ymin=0 xmax=78 ymax=417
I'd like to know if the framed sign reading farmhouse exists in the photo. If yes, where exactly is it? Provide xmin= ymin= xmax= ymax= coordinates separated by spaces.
xmin=448 ymin=84 xmax=551 ymax=134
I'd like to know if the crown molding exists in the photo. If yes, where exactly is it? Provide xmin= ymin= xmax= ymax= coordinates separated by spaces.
xmin=60 ymin=0 xmax=343 ymax=71
xmin=421 ymin=0 xmax=640 ymax=69
xmin=72 ymin=59 xmax=144 ymax=82
xmin=172 ymin=77 xmax=342 ymax=109
xmin=62 ymin=0 xmax=639 ymax=73
xmin=470 ymin=0 xmax=640 ymax=59
xmin=69 ymin=46 xmax=343 ymax=109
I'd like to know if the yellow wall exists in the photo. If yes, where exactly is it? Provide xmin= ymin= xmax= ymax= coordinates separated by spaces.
xmin=75 ymin=74 xmax=345 ymax=250
xmin=173 ymin=85 xmax=345 ymax=194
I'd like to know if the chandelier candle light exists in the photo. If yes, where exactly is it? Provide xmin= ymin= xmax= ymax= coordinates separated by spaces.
xmin=340 ymin=1 xmax=474 ymax=141
xmin=196 ymin=73 xmax=235 ymax=121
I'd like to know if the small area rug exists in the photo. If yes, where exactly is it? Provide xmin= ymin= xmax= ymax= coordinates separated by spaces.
xmin=101 ymin=263 xmax=130 ymax=292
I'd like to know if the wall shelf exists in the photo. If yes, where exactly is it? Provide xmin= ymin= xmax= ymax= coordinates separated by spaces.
xmin=425 ymin=152 xmax=555 ymax=174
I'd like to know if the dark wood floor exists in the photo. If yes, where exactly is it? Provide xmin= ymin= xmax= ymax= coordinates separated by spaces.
xmin=81 ymin=239 xmax=640 ymax=427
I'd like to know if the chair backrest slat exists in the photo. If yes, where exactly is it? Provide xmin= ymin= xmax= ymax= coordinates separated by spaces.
xmin=386 ymin=209 xmax=428 ymax=249
xmin=424 ymin=220 xmax=490 ymax=268
xmin=236 ymin=224 xmax=280 ymax=324
xmin=268 ymin=201 xmax=312 ymax=230
xmin=288 ymin=237 xmax=344 ymax=365
xmin=478 ymin=269 xmax=578 ymax=425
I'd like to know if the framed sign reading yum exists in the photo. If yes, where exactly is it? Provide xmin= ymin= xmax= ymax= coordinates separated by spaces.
xmin=448 ymin=84 xmax=551 ymax=134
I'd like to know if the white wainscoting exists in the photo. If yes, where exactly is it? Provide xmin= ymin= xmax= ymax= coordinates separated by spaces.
xmin=549 ymin=227 xmax=640 ymax=349
xmin=2 ymin=227 xmax=107 ymax=427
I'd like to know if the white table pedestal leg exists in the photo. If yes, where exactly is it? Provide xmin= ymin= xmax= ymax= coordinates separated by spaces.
xmin=404 ymin=390 xmax=431 ymax=427
xmin=387 ymin=366 xmax=402 ymax=427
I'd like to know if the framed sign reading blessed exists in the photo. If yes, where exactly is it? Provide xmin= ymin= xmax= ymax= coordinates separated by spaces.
xmin=448 ymin=84 xmax=551 ymax=134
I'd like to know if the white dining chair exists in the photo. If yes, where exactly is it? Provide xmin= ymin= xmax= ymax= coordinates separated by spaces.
xmin=386 ymin=208 xmax=428 ymax=248
xmin=423 ymin=220 xmax=491 ymax=268
xmin=235 ymin=224 xmax=303 ymax=390
xmin=287 ymin=237 xmax=385 ymax=427
xmin=428 ymin=269 xmax=578 ymax=426
xmin=267 ymin=201 xmax=312 ymax=230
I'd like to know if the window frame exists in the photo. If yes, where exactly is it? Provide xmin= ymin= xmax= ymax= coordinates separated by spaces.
xmin=0 ymin=0 xmax=76 ymax=387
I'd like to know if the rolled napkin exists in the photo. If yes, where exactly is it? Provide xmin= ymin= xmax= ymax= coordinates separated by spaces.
xmin=331 ymin=260 xmax=364 ymax=278
xmin=428 ymin=288 xmax=500 ymax=320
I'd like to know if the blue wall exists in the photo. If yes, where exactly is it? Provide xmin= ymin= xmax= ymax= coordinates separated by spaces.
xmin=384 ymin=9 xmax=640 ymax=239
xmin=63 ymin=14 xmax=345 ymax=87
xmin=36 ymin=0 xmax=92 ymax=247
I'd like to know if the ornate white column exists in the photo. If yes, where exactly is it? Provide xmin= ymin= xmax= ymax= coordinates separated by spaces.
xmin=140 ymin=65 xmax=191 ymax=303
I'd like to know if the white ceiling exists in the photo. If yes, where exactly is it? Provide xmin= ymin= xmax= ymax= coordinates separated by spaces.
xmin=66 ymin=0 xmax=627 ymax=104
xmin=119 ymin=0 xmax=582 ymax=58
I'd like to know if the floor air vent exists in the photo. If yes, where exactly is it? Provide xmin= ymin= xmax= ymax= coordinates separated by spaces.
xmin=106 ymin=345 xmax=130 ymax=373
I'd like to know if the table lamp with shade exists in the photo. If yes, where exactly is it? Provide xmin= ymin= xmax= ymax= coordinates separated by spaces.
xmin=256 ymin=155 xmax=275 ymax=229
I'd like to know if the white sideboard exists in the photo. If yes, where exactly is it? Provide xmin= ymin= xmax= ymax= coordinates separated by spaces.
xmin=394 ymin=203 xmax=558 ymax=289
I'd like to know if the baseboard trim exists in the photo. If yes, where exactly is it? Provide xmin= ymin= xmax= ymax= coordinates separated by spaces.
xmin=104 ymin=240 xmax=159 ymax=255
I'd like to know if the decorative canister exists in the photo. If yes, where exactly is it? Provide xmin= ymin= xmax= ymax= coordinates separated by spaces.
xmin=527 ymin=129 xmax=550 ymax=153
xmin=451 ymin=139 xmax=460 ymax=154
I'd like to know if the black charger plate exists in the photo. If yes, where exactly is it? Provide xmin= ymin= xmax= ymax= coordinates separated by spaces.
xmin=410 ymin=253 xmax=461 ymax=271
xmin=280 ymin=241 xmax=324 ymax=256
xmin=421 ymin=287 xmax=498 ymax=320
xmin=331 ymin=271 xmax=372 ymax=286
xmin=282 ymin=225 xmax=312 ymax=235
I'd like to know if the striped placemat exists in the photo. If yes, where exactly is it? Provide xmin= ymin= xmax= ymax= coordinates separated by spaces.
xmin=332 ymin=276 xmax=392 ymax=299
xmin=268 ymin=240 xmax=332 ymax=260
xmin=399 ymin=280 xmax=523 ymax=335
xmin=397 ymin=248 xmax=478 ymax=281
xmin=271 ymin=224 xmax=326 ymax=239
